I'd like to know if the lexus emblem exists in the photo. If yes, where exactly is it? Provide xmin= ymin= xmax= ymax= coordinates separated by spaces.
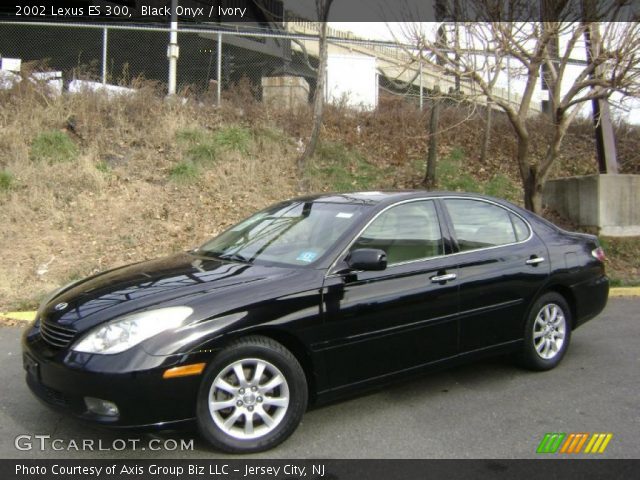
xmin=54 ymin=302 xmax=68 ymax=311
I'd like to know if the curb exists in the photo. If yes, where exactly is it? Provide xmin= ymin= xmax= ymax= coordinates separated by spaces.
xmin=2 ymin=287 xmax=639 ymax=323
xmin=609 ymin=287 xmax=640 ymax=297
xmin=0 ymin=311 xmax=36 ymax=322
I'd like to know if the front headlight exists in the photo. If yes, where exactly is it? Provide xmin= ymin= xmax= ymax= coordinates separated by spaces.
xmin=71 ymin=306 xmax=193 ymax=355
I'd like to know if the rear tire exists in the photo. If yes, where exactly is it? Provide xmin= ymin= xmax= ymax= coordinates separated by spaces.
xmin=196 ymin=336 xmax=307 ymax=453
xmin=519 ymin=292 xmax=572 ymax=371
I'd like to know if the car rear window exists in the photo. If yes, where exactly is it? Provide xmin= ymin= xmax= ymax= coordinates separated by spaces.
xmin=444 ymin=199 xmax=527 ymax=251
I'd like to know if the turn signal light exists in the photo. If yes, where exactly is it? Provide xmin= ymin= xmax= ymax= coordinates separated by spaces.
xmin=162 ymin=363 xmax=206 ymax=379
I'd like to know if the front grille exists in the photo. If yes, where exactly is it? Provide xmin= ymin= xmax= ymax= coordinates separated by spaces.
xmin=40 ymin=319 xmax=77 ymax=348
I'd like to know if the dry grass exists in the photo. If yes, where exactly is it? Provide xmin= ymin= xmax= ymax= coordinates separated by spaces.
xmin=0 ymin=79 xmax=638 ymax=310
xmin=0 ymin=80 xmax=298 ymax=311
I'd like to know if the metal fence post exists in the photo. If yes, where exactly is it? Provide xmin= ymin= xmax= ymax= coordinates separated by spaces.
xmin=419 ymin=60 xmax=423 ymax=110
xmin=101 ymin=27 xmax=108 ymax=85
xmin=506 ymin=55 xmax=511 ymax=107
xmin=216 ymin=31 xmax=222 ymax=106
xmin=167 ymin=0 xmax=179 ymax=95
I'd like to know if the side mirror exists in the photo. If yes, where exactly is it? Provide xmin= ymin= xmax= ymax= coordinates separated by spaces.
xmin=347 ymin=248 xmax=387 ymax=271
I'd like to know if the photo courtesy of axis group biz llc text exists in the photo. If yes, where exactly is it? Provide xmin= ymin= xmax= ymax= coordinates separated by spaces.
xmin=15 ymin=462 xmax=324 ymax=477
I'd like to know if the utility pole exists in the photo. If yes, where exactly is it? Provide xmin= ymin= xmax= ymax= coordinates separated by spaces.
xmin=584 ymin=21 xmax=619 ymax=174
xmin=539 ymin=1 xmax=559 ymax=119
xmin=167 ymin=0 xmax=179 ymax=95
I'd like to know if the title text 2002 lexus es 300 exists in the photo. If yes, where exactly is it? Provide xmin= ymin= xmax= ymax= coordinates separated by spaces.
xmin=23 ymin=191 xmax=608 ymax=452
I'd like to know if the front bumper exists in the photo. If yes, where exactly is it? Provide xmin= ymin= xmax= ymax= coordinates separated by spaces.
xmin=22 ymin=324 xmax=208 ymax=429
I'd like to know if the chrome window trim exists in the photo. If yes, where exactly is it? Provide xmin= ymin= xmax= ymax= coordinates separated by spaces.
xmin=326 ymin=195 xmax=533 ymax=277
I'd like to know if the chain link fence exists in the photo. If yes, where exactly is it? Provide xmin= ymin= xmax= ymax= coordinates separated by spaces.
xmin=0 ymin=22 xmax=297 ymax=98
xmin=0 ymin=21 xmax=532 ymax=113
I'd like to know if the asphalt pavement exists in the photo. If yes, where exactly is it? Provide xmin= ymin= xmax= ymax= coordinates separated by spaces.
xmin=1 ymin=298 xmax=638 ymax=459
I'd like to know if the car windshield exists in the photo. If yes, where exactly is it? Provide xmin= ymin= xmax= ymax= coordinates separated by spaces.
xmin=197 ymin=201 xmax=370 ymax=267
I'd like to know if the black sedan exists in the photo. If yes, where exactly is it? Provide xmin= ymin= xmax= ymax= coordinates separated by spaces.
xmin=22 ymin=191 xmax=609 ymax=453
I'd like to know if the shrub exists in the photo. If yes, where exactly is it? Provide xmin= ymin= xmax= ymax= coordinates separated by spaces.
xmin=484 ymin=173 xmax=519 ymax=201
xmin=30 ymin=130 xmax=78 ymax=163
xmin=186 ymin=143 xmax=217 ymax=165
xmin=0 ymin=170 xmax=14 ymax=191
xmin=177 ymin=125 xmax=253 ymax=165
xmin=96 ymin=161 xmax=111 ymax=173
xmin=311 ymin=141 xmax=386 ymax=191
xmin=438 ymin=149 xmax=480 ymax=193
xmin=169 ymin=161 xmax=199 ymax=183
xmin=176 ymin=128 xmax=208 ymax=145
xmin=176 ymin=128 xmax=217 ymax=165
xmin=213 ymin=126 xmax=252 ymax=153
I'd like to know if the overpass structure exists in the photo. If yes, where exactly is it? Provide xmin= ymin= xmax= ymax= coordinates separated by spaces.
xmin=286 ymin=20 xmax=542 ymax=114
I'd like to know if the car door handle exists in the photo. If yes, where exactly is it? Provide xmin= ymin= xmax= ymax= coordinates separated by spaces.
xmin=431 ymin=273 xmax=457 ymax=283
xmin=525 ymin=256 xmax=545 ymax=265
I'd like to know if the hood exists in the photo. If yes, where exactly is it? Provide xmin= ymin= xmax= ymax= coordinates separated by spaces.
xmin=40 ymin=252 xmax=294 ymax=332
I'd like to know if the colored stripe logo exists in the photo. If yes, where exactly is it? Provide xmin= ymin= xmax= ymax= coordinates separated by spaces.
xmin=537 ymin=433 xmax=613 ymax=454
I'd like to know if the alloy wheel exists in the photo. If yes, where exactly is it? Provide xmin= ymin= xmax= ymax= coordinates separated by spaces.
xmin=208 ymin=358 xmax=290 ymax=440
xmin=532 ymin=303 xmax=566 ymax=360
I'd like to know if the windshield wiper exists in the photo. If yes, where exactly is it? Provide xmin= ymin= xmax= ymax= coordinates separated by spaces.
xmin=195 ymin=250 xmax=251 ymax=263
xmin=216 ymin=252 xmax=251 ymax=263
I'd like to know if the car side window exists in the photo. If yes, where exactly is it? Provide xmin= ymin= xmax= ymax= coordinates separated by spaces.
xmin=351 ymin=201 xmax=444 ymax=264
xmin=510 ymin=213 xmax=530 ymax=242
xmin=445 ymin=199 xmax=526 ymax=251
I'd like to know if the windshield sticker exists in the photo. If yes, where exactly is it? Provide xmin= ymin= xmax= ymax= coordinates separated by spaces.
xmin=336 ymin=212 xmax=354 ymax=219
xmin=296 ymin=251 xmax=318 ymax=263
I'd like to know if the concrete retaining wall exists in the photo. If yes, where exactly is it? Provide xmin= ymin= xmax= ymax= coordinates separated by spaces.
xmin=543 ymin=174 xmax=640 ymax=236
xmin=261 ymin=76 xmax=309 ymax=109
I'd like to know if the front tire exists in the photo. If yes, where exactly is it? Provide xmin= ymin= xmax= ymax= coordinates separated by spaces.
xmin=196 ymin=336 xmax=307 ymax=453
xmin=519 ymin=292 xmax=572 ymax=371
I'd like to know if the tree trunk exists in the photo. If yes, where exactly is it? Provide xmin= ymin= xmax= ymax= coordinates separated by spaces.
xmin=523 ymin=166 xmax=544 ymax=214
xmin=513 ymin=130 xmax=545 ymax=214
xmin=297 ymin=21 xmax=329 ymax=178
xmin=480 ymin=103 xmax=493 ymax=163
xmin=525 ymin=183 xmax=544 ymax=214
xmin=424 ymin=87 xmax=441 ymax=188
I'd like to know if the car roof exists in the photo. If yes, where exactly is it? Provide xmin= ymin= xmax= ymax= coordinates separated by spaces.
xmin=291 ymin=190 xmax=513 ymax=208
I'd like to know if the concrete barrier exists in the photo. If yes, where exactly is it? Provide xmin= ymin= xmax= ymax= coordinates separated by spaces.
xmin=543 ymin=174 xmax=640 ymax=236
xmin=261 ymin=76 xmax=309 ymax=109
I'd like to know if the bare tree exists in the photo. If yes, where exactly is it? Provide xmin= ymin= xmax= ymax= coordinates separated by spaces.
xmin=425 ymin=85 xmax=441 ymax=188
xmin=396 ymin=20 xmax=503 ymax=189
xmin=297 ymin=0 xmax=334 ymax=180
xmin=480 ymin=102 xmax=493 ymax=163
xmin=399 ymin=1 xmax=640 ymax=213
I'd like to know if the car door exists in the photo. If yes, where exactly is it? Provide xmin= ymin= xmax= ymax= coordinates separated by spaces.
xmin=317 ymin=199 xmax=460 ymax=391
xmin=442 ymin=198 xmax=550 ymax=352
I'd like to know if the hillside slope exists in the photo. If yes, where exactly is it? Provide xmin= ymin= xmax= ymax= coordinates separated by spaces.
xmin=0 ymin=83 xmax=638 ymax=310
